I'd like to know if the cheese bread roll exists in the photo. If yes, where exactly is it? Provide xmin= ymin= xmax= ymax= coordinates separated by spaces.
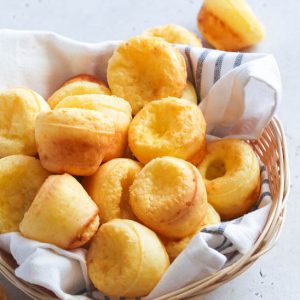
xmin=145 ymin=24 xmax=202 ymax=47
xmin=128 ymin=98 xmax=206 ymax=165
xmin=56 ymin=94 xmax=132 ymax=161
xmin=130 ymin=157 xmax=207 ymax=239
xmin=20 ymin=174 xmax=99 ymax=249
xmin=47 ymin=74 xmax=111 ymax=109
xmin=83 ymin=158 xmax=142 ymax=223
xmin=87 ymin=219 xmax=169 ymax=297
xmin=0 ymin=155 xmax=49 ymax=233
xmin=107 ymin=35 xmax=187 ymax=114
xmin=0 ymin=88 xmax=50 ymax=157
xmin=35 ymin=108 xmax=115 ymax=176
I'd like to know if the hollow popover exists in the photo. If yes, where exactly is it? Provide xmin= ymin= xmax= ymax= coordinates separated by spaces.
xmin=129 ymin=156 xmax=207 ymax=239
xmin=87 ymin=219 xmax=169 ymax=297
xmin=19 ymin=174 xmax=99 ymax=249
xmin=197 ymin=0 xmax=265 ymax=51
xmin=35 ymin=108 xmax=115 ymax=176
xmin=107 ymin=35 xmax=187 ymax=114
xmin=164 ymin=204 xmax=220 ymax=261
xmin=128 ymin=97 xmax=206 ymax=165
xmin=0 ymin=155 xmax=50 ymax=234
xmin=47 ymin=74 xmax=111 ymax=109
xmin=83 ymin=158 xmax=142 ymax=223
xmin=55 ymin=94 xmax=132 ymax=161
xmin=0 ymin=88 xmax=50 ymax=157
xmin=198 ymin=139 xmax=260 ymax=220
xmin=144 ymin=24 xmax=202 ymax=47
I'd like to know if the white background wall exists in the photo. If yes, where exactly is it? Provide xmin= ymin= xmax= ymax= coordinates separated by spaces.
xmin=0 ymin=0 xmax=299 ymax=299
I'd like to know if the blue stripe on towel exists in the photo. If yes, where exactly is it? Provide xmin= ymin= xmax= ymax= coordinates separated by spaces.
xmin=260 ymin=165 xmax=267 ymax=173
xmin=218 ymin=242 xmax=233 ymax=253
xmin=233 ymin=217 xmax=243 ymax=224
xmin=195 ymin=49 xmax=210 ymax=103
xmin=233 ymin=53 xmax=243 ymax=68
xmin=262 ymin=178 xmax=269 ymax=185
xmin=215 ymin=236 xmax=228 ymax=251
xmin=214 ymin=52 xmax=226 ymax=83
xmin=254 ymin=191 xmax=272 ymax=210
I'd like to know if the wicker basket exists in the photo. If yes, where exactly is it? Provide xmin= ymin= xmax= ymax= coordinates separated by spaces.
xmin=0 ymin=117 xmax=290 ymax=300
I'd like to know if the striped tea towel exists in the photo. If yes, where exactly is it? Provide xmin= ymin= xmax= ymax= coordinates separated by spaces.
xmin=0 ymin=30 xmax=280 ymax=300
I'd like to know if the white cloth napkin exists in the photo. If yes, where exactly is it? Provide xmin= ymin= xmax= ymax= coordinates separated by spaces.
xmin=0 ymin=29 xmax=280 ymax=299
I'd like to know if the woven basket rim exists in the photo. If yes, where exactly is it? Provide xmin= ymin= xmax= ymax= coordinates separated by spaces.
xmin=0 ymin=117 xmax=290 ymax=300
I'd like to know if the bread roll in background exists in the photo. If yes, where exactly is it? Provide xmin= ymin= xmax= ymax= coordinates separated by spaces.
xmin=20 ymin=174 xmax=99 ymax=249
xmin=144 ymin=24 xmax=202 ymax=47
xmin=197 ymin=0 xmax=265 ymax=51
xmin=47 ymin=74 xmax=111 ymax=109
xmin=0 ymin=88 xmax=50 ymax=157
xmin=0 ymin=155 xmax=50 ymax=234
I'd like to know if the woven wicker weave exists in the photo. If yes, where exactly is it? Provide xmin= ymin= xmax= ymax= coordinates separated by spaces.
xmin=0 ymin=117 xmax=290 ymax=300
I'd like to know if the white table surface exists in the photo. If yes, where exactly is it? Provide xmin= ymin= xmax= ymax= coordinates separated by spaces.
xmin=0 ymin=0 xmax=299 ymax=299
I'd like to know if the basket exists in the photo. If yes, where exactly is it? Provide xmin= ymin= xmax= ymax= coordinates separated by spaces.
xmin=0 ymin=116 xmax=290 ymax=300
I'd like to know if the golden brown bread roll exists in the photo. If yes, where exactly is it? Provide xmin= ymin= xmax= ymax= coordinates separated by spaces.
xmin=198 ymin=139 xmax=260 ymax=220
xmin=87 ymin=219 xmax=169 ymax=297
xmin=107 ymin=35 xmax=187 ymax=114
xmin=0 ymin=155 xmax=50 ymax=234
xmin=20 ymin=174 xmax=99 ymax=249
xmin=35 ymin=108 xmax=115 ymax=176
xmin=128 ymin=97 xmax=206 ymax=165
xmin=144 ymin=24 xmax=202 ymax=47
xmin=55 ymin=94 xmax=132 ymax=161
xmin=130 ymin=156 xmax=207 ymax=239
xmin=197 ymin=0 xmax=265 ymax=51
xmin=0 ymin=88 xmax=50 ymax=157
xmin=83 ymin=158 xmax=142 ymax=223
xmin=47 ymin=74 xmax=111 ymax=109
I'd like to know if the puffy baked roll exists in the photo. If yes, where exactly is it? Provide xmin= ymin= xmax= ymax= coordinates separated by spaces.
xmin=130 ymin=157 xmax=207 ymax=239
xmin=198 ymin=139 xmax=260 ymax=220
xmin=87 ymin=219 xmax=169 ymax=297
xmin=20 ymin=174 xmax=99 ymax=249
xmin=107 ymin=35 xmax=187 ymax=114
xmin=144 ymin=24 xmax=202 ymax=47
xmin=0 ymin=155 xmax=50 ymax=233
xmin=181 ymin=81 xmax=198 ymax=104
xmin=128 ymin=97 xmax=206 ymax=165
xmin=47 ymin=74 xmax=111 ymax=109
xmin=0 ymin=88 xmax=50 ymax=157
xmin=35 ymin=108 xmax=115 ymax=176
xmin=55 ymin=94 xmax=132 ymax=161
xmin=197 ymin=0 xmax=265 ymax=51
xmin=163 ymin=204 xmax=220 ymax=261
xmin=83 ymin=158 xmax=142 ymax=223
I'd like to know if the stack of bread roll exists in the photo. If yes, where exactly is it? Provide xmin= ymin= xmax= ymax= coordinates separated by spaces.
xmin=0 ymin=31 xmax=261 ymax=298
